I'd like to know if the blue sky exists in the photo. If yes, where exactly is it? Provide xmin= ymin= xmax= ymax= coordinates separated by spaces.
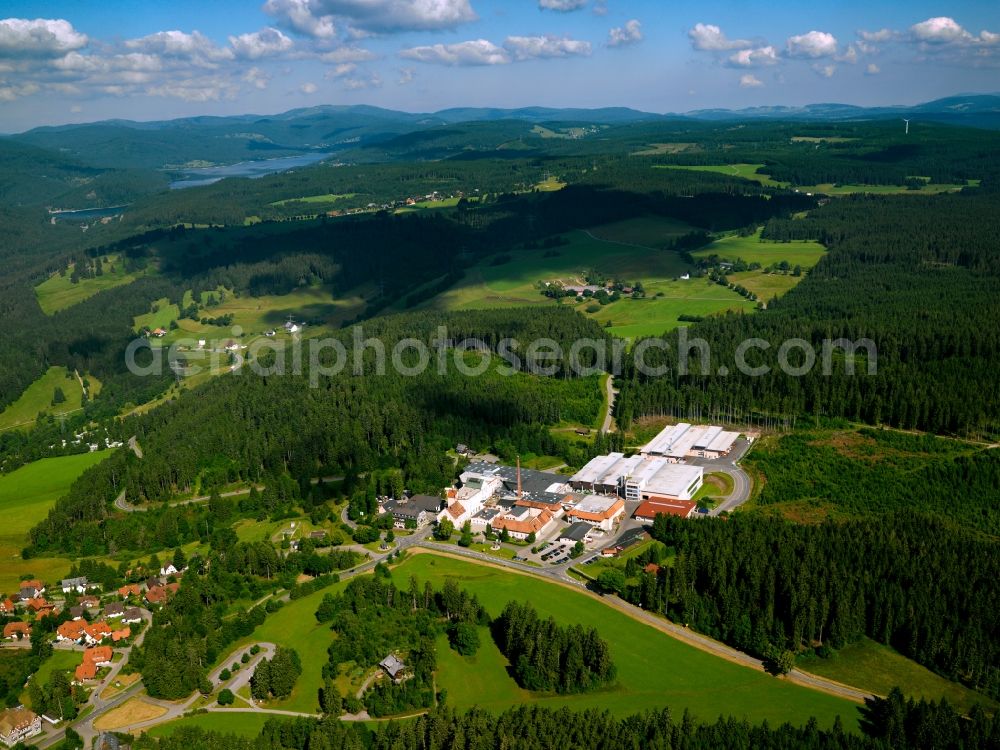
xmin=0 ymin=0 xmax=997 ymax=131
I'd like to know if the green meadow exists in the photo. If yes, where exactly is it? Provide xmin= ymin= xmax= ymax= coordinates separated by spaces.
xmin=0 ymin=366 xmax=99 ymax=432
xmin=269 ymin=193 xmax=356 ymax=206
xmin=146 ymin=712 xmax=274 ymax=738
xmin=398 ymin=553 xmax=860 ymax=729
xmin=655 ymin=163 xmax=787 ymax=188
xmin=797 ymin=638 xmax=997 ymax=715
xmin=34 ymin=254 xmax=151 ymax=315
xmin=0 ymin=451 xmax=112 ymax=592
xmin=692 ymin=230 xmax=826 ymax=300
xmin=430 ymin=220 xmax=752 ymax=339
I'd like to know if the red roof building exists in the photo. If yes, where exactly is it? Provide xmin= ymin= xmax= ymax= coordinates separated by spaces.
xmin=3 ymin=622 xmax=30 ymax=639
xmin=634 ymin=498 xmax=697 ymax=522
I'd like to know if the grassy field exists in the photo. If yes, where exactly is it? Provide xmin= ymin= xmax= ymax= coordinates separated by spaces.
xmin=655 ymin=163 xmax=787 ymax=188
xmin=0 ymin=366 xmax=91 ymax=431
xmin=430 ymin=221 xmax=753 ymax=339
xmin=797 ymin=638 xmax=997 ymax=715
xmin=397 ymin=552 xmax=860 ymax=729
xmin=692 ymin=230 xmax=826 ymax=300
xmin=146 ymin=712 xmax=274 ymax=738
xmin=269 ymin=193 xmax=355 ymax=206
xmin=24 ymin=650 xmax=83 ymax=707
xmin=793 ymin=182 xmax=971 ymax=195
xmin=0 ymin=451 xmax=112 ymax=593
xmin=93 ymin=698 xmax=167 ymax=730
xmin=136 ymin=285 xmax=367 ymax=347
xmin=34 ymin=254 xmax=150 ymax=315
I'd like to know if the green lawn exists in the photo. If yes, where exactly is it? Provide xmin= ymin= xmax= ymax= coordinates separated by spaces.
xmin=146 ymin=712 xmax=274 ymax=738
xmin=429 ymin=225 xmax=752 ymax=339
xmin=396 ymin=553 xmax=860 ymax=730
xmin=24 ymin=650 xmax=83 ymax=707
xmin=0 ymin=366 xmax=91 ymax=431
xmin=34 ymin=254 xmax=150 ymax=315
xmin=0 ymin=451 xmax=112 ymax=592
xmin=797 ymin=638 xmax=997 ymax=715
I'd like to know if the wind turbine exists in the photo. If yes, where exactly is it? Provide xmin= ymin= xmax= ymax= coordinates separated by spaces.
xmin=903 ymin=118 xmax=910 ymax=135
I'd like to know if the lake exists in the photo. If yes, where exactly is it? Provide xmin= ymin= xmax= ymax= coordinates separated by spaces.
xmin=49 ymin=205 xmax=128 ymax=222
xmin=169 ymin=152 xmax=334 ymax=189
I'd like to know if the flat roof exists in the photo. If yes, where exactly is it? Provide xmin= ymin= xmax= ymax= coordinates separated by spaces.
xmin=571 ymin=494 xmax=622 ymax=514
xmin=707 ymin=430 xmax=739 ymax=452
xmin=570 ymin=453 xmax=625 ymax=485
xmin=643 ymin=463 xmax=704 ymax=498
xmin=641 ymin=423 xmax=740 ymax=458
xmin=559 ymin=522 xmax=592 ymax=542
xmin=635 ymin=499 xmax=697 ymax=519
xmin=641 ymin=423 xmax=691 ymax=456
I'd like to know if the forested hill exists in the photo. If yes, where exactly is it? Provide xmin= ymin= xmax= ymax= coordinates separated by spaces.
xmin=614 ymin=187 xmax=1000 ymax=438
xmin=25 ymin=308 xmax=607 ymax=556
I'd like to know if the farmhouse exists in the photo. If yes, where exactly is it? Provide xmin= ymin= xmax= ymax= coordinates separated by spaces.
xmin=570 ymin=453 xmax=704 ymax=501
xmin=558 ymin=522 xmax=593 ymax=545
xmin=565 ymin=495 xmax=626 ymax=531
xmin=640 ymin=423 xmax=739 ymax=461
xmin=3 ymin=622 xmax=30 ymax=640
xmin=0 ymin=708 xmax=41 ymax=747
xmin=634 ymin=498 xmax=698 ymax=522
xmin=382 ymin=495 xmax=442 ymax=528
xmin=379 ymin=654 xmax=406 ymax=681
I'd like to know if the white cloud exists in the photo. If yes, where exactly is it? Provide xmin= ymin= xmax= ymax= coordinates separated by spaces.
xmin=400 ymin=38 xmax=508 ymax=66
xmin=269 ymin=0 xmax=477 ymax=35
xmin=539 ymin=0 xmax=586 ymax=11
xmin=739 ymin=73 xmax=763 ymax=88
xmin=911 ymin=17 xmax=971 ymax=45
xmin=324 ymin=62 xmax=356 ymax=77
xmin=243 ymin=66 xmax=271 ymax=89
xmin=592 ymin=0 xmax=607 ymax=16
xmin=396 ymin=66 xmax=414 ymax=84
xmin=504 ymin=35 xmax=591 ymax=60
xmin=0 ymin=18 xmax=88 ymax=58
xmin=865 ymin=63 xmax=880 ymax=75
xmin=726 ymin=45 xmax=777 ymax=67
xmin=125 ymin=30 xmax=233 ymax=67
xmin=144 ymin=74 xmax=240 ymax=102
xmin=263 ymin=0 xmax=337 ymax=39
xmin=300 ymin=81 xmax=318 ymax=93
xmin=608 ymin=20 xmax=642 ymax=48
xmin=813 ymin=63 xmax=836 ymax=77
xmin=319 ymin=46 xmax=377 ymax=63
xmin=228 ymin=27 xmax=293 ymax=60
xmin=837 ymin=44 xmax=858 ymax=64
xmin=786 ymin=30 xmax=838 ymax=58
xmin=688 ymin=23 xmax=750 ymax=51
xmin=342 ymin=71 xmax=382 ymax=89
xmin=400 ymin=34 xmax=590 ymax=66
xmin=859 ymin=28 xmax=895 ymax=43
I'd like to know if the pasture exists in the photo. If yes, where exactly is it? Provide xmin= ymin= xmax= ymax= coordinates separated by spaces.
xmin=692 ymin=230 xmax=826 ymax=299
xmin=269 ymin=193 xmax=355 ymax=206
xmin=655 ymin=163 xmax=786 ymax=188
xmin=146 ymin=712 xmax=274 ymax=738
xmin=0 ymin=451 xmax=112 ymax=592
xmin=797 ymin=638 xmax=997 ymax=715
xmin=395 ymin=552 xmax=860 ymax=729
xmin=430 ymin=220 xmax=752 ymax=338
xmin=34 ymin=254 xmax=150 ymax=315
xmin=0 ymin=366 xmax=95 ymax=432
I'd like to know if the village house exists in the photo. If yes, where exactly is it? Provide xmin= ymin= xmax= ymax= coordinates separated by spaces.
xmin=557 ymin=522 xmax=593 ymax=546
xmin=379 ymin=654 xmax=406 ymax=682
xmin=61 ymin=576 xmax=91 ymax=594
xmin=18 ymin=580 xmax=44 ymax=599
xmin=159 ymin=564 xmax=179 ymax=577
xmin=79 ymin=595 xmax=100 ymax=610
xmin=122 ymin=607 xmax=143 ymax=625
xmin=56 ymin=620 xmax=87 ymax=643
xmin=0 ymin=708 xmax=42 ymax=747
xmin=3 ymin=622 xmax=30 ymax=640
xmin=83 ymin=621 xmax=113 ymax=645
xmin=144 ymin=582 xmax=179 ymax=605
xmin=69 ymin=606 xmax=85 ymax=620
xmin=118 ymin=584 xmax=142 ymax=599
xmin=104 ymin=602 xmax=125 ymax=619
xmin=111 ymin=627 xmax=131 ymax=643
xmin=25 ymin=598 xmax=55 ymax=618
xmin=75 ymin=646 xmax=113 ymax=682
xmin=0 ymin=600 xmax=15 ymax=615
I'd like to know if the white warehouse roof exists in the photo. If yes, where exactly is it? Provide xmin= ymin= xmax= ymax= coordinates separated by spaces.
xmin=641 ymin=423 xmax=740 ymax=458
xmin=641 ymin=463 xmax=704 ymax=499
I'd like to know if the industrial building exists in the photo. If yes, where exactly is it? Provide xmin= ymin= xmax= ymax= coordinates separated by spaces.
xmin=570 ymin=453 xmax=704 ymax=501
xmin=640 ymin=423 xmax=740 ymax=461
xmin=634 ymin=498 xmax=698 ymax=522
xmin=564 ymin=494 xmax=626 ymax=531
xmin=460 ymin=461 xmax=569 ymax=510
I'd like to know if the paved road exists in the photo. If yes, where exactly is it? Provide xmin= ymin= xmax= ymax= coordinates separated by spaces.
xmin=601 ymin=375 xmax=617 ymax=433
xmin=128 ymin=435 xmax=143 ymax=459
xmin=684 ymin=436 xmax=755 ymax=516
